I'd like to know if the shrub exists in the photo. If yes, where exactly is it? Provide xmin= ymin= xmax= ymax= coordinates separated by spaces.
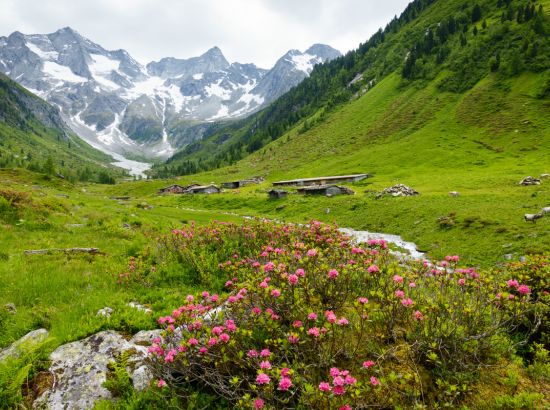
xmin=148 ymin=221 xmax=540 ymax=408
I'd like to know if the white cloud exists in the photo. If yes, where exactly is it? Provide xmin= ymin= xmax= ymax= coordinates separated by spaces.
xmin=0 ymin=0 xmax=411 ymax=68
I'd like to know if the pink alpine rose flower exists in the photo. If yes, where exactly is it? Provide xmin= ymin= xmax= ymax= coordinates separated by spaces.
xmin=308 ymin=312 xmax=318 ymax=321
xmin=367 ymin=265 xmax=379 ymax=273
xmin=393 ymin=274 xmax=403 ymax=283
xmin=370 ymin=376 xmax=380 ymax=386
xmin=256 ymin=373 xmax=271 ymax=385
xmin=319 ymin=382 xmax=331 ymax=392
xmin=260 ymin=360 xmax=272 ymax=370
xmin=254 ymin=398 xmax=265 ymax=409
xmin=278 ymin=377 xmax=292 ymax=391
xmin=288 ymin=274 xmax=299 ymax=285
xmin=328 ymin=269 xmax=339 ymax=279
xmin=362 ymin=360 xmax=375 ymax=369
xmin=518 ymin=284 xmax=531 ymax=295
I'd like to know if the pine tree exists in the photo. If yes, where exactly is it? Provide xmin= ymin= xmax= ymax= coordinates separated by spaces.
xmin=472 ymin=4 xmax=482 ymax=22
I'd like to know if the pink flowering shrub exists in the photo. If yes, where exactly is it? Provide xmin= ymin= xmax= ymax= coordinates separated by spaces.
xmin=149 ymin=220 xmax=540 ymax=408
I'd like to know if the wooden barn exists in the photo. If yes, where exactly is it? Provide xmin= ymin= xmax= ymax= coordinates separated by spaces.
xmin=183 ymin=184 xmax=221 ymax=195
xmin=273 ymin=173 xmax=370 ymax=187
xmin=296 ymin=185 xmax=355 ymax=197
xmin=222 ymin=177 xmax=264 ymax=189
xmin=268 ymin=189 xmax=288 ymax=199
xmin=158 ymin=184 xmax=187 ymax=194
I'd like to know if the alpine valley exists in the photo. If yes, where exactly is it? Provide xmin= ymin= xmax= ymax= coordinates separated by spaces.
xmin=0 ymin=27 xmax=340 ymax=164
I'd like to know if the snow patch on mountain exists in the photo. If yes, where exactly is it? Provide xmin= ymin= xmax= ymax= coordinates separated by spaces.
xmin=290 ymin=53 xmax=321 ymax=73
xmin=43 ymin=61 xmax=87 ymax=83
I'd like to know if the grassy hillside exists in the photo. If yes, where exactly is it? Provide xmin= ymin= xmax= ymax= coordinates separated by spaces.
xmin=154 ymin=0 xmax=550 ymax=177
xmin=0 ymin=73 xmax=126 ymax=183
xmin=127 ymin=0 xmax=550 ymax=266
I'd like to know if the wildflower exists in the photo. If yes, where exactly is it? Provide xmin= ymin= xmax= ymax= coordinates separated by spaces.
xmin=260 ymin=348 xmax=271 ymax=358
xmin=252 ymin=307 xmax=262 ymax=315
xmin=199 ymin=346 xmax=208 ymax=354
xmin=280 ymin=367 xmax=291 ymax=377
xmin=358 ymin=297 xmax=369 ymax=304
xmin=457 ymin=278 xmax=466 ymax=286
xmin=509 ymin=294 xmax=515 ymax=300
xmin=225 ymin=319 xmax=237 ymax=332
xmin=395 ymin=290 xmax=405 ymax=299
xmin=292 ymin=320 xmax=302 ymax=328
xmin=325 ymin=310 xmax=337 ymax=323
xmin=393 ymin=274 xmax=403 ymax=283
xmin=409 ymin=282 xmax=416 ymax=288
xmin=186 ymin=294 xmax=194 ymax=302
xmin=188 ymin=338 xmax=198 ymax=346
xmin=295 ymin=268 xmax=305 ymax=277
xmin=368 ymin=265 xmax=379 ymax=273
xmin=212 ymin=326 xmax=224 ymax=336
xmin=247 ymin=349 xmax=258 ymax=357
xmin=518 ymin=285 xmax=531 ymax=295
xmin=414 ymin=310 xmax=424 ymax=321
xmin=339 ymin=405 xmax=352 ymax=410
xmin=319 ymin=381 xmax=331 ymax=392
xmin=330 ymin=368 xmax=341 ymax=377
xmin=260 ymin=360 xmax=272 ymax=370
xmin=263 ymin=262 xmax=275 ymax=272
xmin=259 ymin=281 xmax=268 ymax=289
xmin=228 ymin=296 xmax=237 ymax=303
xmin=333 ymin=376 xmax=345 ymax=386
xmin=278 ymin=377 xmax=292 ymax=391
xmin=370 ymin=376 xmax=380 ymax=386
xmin=401 ymin=298 xmax=414 ymax=307
xmin=328 ymin=269 xmax=339 ymax=279
xmin=308 ymin=312 xmax=318 ymax=321
xmin=307 ymin=249 xmax=318 ymax=257
xmin=288 ymin=274 xmax=299 ymax=285
xmin=271 ymin=289 xmax=281 ymax=298
xmin=225 ymin=280 xmax=233 ymax=288
xmin=157 ymin=379 xmax=167 ymax=388
xmin=208 ymin=337 xmax=218 ymax=346
xmin=254 ymin=398 xmax=265 ymax=409
xmin=201 ymin=291 xmax=209 ymax=298
xmin=333 ymin=385 xmax=346 ymax=395
xmin=288 ymin=334 xmax=299 ymax=344
xmin=338 ymin=317 xmax=349 ymax=326
xmin=256 ymin=373 xmax=271 ymax=385
xmin=307 ymin=327 xmax=320 ymax=337
xmin=219 ymin=333 xmax=230 ymax=343
xmin=362 ymin=360 xmax=375 ymax=369
xmin=211 ymin=294 xmax=219 ymax=302
xmin=344 ymin=375 xmax=357 ymax=385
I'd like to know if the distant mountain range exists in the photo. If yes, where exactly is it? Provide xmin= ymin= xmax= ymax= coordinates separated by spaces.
xmin=0 ymin=27 xmax=340 ymax=159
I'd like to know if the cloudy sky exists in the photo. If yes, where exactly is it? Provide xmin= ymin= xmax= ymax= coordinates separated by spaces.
xmin=1 ymin=0 xmax=411 ymax=68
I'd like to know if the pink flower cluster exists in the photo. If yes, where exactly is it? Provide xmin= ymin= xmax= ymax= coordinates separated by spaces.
xmin=319 ymin=368 xmax=357 ymax=395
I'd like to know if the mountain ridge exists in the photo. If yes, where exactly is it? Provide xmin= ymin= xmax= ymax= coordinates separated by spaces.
xmin=0 ymin=27 xmax=341 ymax=162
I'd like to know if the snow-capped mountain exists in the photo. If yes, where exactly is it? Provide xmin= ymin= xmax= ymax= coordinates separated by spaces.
xmin=0 ymin=27 xmax=341 ymax=159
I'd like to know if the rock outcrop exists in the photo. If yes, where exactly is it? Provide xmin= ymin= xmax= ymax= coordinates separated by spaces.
xmin=376 ymin=184 xmax=419 ymax=198
xmin=33 ymin=330 xmax=159 ymax=410
xmin=519 ymin=176 xmax=541 ymax=186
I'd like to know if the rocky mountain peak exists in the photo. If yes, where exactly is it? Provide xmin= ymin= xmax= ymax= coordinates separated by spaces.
xmin=0 ymin=27 xmax=340 ymax=163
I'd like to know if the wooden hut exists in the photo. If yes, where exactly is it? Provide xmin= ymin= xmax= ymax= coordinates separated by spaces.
xmin=296 ymin=185 xmax=355 ymax=197
xmin=268 ymin=189 xmax=288 ymax=199
xmin=273 ymin=173 xmax=370 ymax=187
xmin=183 ymin=184 xmax=221 ymax=194
xmin=158 ymin=184 xmax=187 ymax=194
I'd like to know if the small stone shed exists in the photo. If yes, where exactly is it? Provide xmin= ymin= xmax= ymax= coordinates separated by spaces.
xmin=158 ymin=184 xmax=188 ymax=194
xmin=268 ymin=189 xmax=288 ymax=199
xmin=273 ymin=173 xmax=371 ymax=187
xmin=183 ymin=185 xmax=221 ymax=194
xmin=296 ymin=185 xmax=355 ymax=197
xmin=221 ymin=178 xmax=262 ymax=189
